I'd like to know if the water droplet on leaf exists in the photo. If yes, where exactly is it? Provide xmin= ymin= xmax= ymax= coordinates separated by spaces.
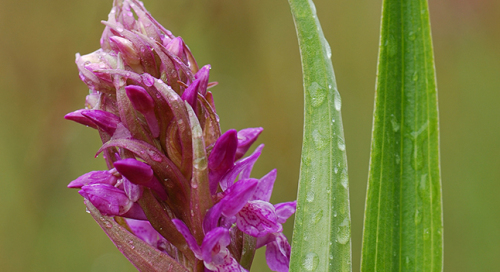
xmin=309 ymin=82 xmax=326 ymax=107
xmin=306 ymin=191 xmax=315 ymax=202
xmin=334 ymin=94 xmax=341 ymax=111
xmin=302 ymin=252 xmax=319 ymax=271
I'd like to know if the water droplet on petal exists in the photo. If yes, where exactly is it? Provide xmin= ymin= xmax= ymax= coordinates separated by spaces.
xmin=104 ymin=220 xmax=112 ymax=228
xmin=147 ymin=150 xmax=163 ymax=162
xmin=116 ymin=23 xmax=124 ymax=32
xmin=142 ymin=73 xmax=155 ymax=87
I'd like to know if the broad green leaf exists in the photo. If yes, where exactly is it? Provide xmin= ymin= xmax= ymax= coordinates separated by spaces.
xmin=288 ymin=0 xmax=351 ymax=271
xmin=361 ymin=0 xmax=443 ymax=271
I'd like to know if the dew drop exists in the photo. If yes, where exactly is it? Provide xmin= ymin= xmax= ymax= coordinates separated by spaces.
xmin=414 ymin=209 xmax=422 ymax=224
xmin=142 ymin=73 xmax=155 ymax=87
xmin=302 ymin=252 xmax=319 ymax=271
xmin=334 ymin=167 xmax=338 ymax=174
xmin=334 ymin=94 xmax=341 ymax=111
xmin=412 ymin=71 xmax=419 ymax=81
xmin=309 ymin=82 xmax=326 ymax=107
xmin=334 ymin=210 xmax=337 ymax=217
xmin=423 ymin=228 xmax=430 ymax=240
xmin=85 ymin=208 xmax=90 ymax=214
xmin=306 ymin=191 xmax=315 ymax=202
xmin=307 ymin=0 xmax=317 ymax=15
xmin=324 ymin=39 xmax=332 ymax=59
xmin=312 ymin=209 xmax=323 ymax=224
xmin=409 ymin=31 xmax=416 ymax=41
xmin=312 ymin=129 xmax=327 ymax=150
xmin=116 ymin=23 xmax=124 ymax=32
xmin=340 ymin=169 xmax=349 ymax=189
xmin=104 ymin=220 xmax=112 ymax=228
xmin=338 ymin=141 xmax=346 ymax=151
xmin=418 ymin=174 xmax=428 ymax=200
xmin=391 ymin=114 xmax=400 ymax=132
xmin=148 ymin=150 xmax=163 ymax=162
xmin=337 ymin=217 xmax=350 ymax=244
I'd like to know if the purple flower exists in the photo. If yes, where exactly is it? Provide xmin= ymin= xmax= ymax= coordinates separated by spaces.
xmin=66 ymin=0 xmax=295 ymax=271
xmin=173 ymin=219 xmax=247 ymax=272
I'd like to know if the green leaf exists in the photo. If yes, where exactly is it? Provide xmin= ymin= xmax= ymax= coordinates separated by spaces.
xmin=287 ymin=0 xmax=351 ymax=271
xmin=361 ymin=0 xmax=443 ymax=270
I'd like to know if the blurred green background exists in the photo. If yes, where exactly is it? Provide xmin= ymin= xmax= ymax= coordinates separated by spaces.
xmin=0 ymin=0 xmax=498 ymax=271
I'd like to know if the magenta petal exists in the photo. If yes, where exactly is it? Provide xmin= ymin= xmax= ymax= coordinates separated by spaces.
xmin=236 ymin=200 xmax=281 ymax=237
xmin=123 ymin=178 xmax=143 ymax=202
xmin=256 ymin=233 xmax=276 ymax=249
xmin=265 ymin=234 xmax=291 ymax=272
xmin=220 ymin=179 xmax=258 ymax=217
xmin=235 ymin=127 xmax=263 ymax=160
xmin=203 ymin=202 xmax=223 ymax=233
xmin=219 ymin=147 xmax=262 ymax=192
xmin=239 ymin=144 xmax=264 ymax=180
xmin=274 ymin=201 xmax=297 ymax=224
xmin=181 ymin=79 xmax=199 ymax=112
xmin=165 ymin=37 xmax=187 ymax=63
xmin=114 ymin=158 xmax=154 ymax=186
xmin=194 ymin=64 xmax=210 ymax=96
xmin=125 ymin=85 xmax=159 ymax=137
xmin=79 ymin=184 xmax=133 ymax=216
xmin=125 ymin=85 xmax=155 ymax=113
xmin=172 ymin=219 xmax=202 ymax=258
xmin=251 ymin=169 xmax=277 ymax=202
xmin=205 ymin=248 xmax=247 ymax=272
xmin=121 ymin=202 xmax=148 ymax=220
xmin=200 ymin=227 xmax=230 ymax=263
xmin=64 ymin=110 xmax=98 ymax=129
xmin=127 ymin=219 xmax=164 ymax=248
xmin=68 ymin=170 xmax=117 ymax=188
xmin=81 ymin=109 xmax=120 ymax=135
xmin=208 ymin=129 xmax=238 ymax=193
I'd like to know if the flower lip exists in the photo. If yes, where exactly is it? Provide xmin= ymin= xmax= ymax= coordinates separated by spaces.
xmin=79 ymin=183 xmax=133 ymax=216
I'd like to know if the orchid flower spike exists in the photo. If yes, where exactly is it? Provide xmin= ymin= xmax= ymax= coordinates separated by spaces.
xmin=66 ymin=1 xmax=295 ymax=271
